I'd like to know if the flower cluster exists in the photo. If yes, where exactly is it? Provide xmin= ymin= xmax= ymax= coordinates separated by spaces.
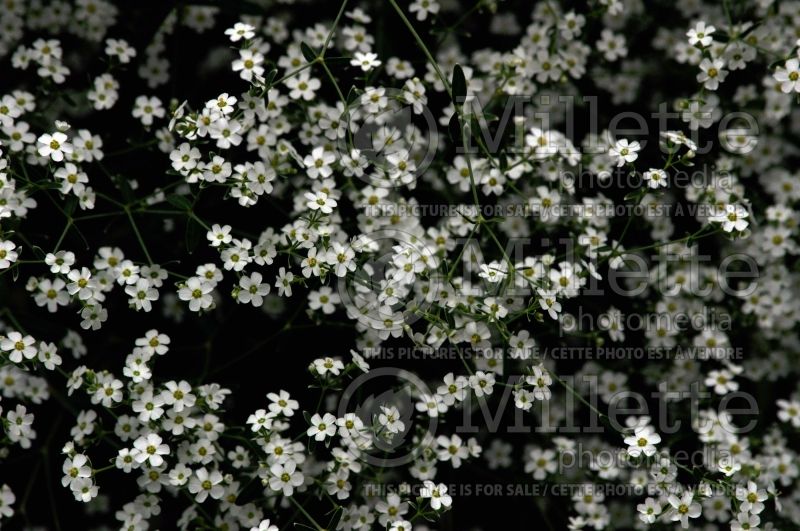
xmin=1 ymin=0 xmax=800 ymax=530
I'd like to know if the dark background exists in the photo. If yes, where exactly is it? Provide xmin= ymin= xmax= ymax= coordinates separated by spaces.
xmin=0 ymin=1 xmax=787 ymax=530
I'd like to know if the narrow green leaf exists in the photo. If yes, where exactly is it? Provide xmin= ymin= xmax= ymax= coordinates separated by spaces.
xmin=264 ymin=69 xmax=277 ymax=88
xmin=65 ymin=197 xmax=77 ymax=216
xmin=452 ymin=64 xmax=467 ymax=106
xmin=447 ymin=113 xmax=461 ymax=145
xmin=623 ymin=190 xmax=640 ymax=202
xmin=185 ymin=217 xmax=202 ymax=254
xmin=346 ymin=85 xmax=360 ymax=105
xmin=167 ymin=194 xmax=192 ymax=210
xmin=300 ymin=42 xmax=317 ymax=63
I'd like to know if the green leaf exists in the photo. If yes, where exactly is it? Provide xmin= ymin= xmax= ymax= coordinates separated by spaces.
xmin=65 ymin=197 xmax=77 ymax=216
xmin=498 ymin=151 xmax=508 ymax=169
xmin=264 ymin=68 xmax=277 ymax=88
xmin=623 ymin=190 xmax=641 ymax=202
xmin=60 ymin=92 xmax=78 ymax=106
xmin=452 ymin=64 xmax=467 ymax=106
xmin=185 ymin=217 xmax=202 ymax=254
xmin=448 ymin=113 xmax=461 ymax=145
xmin=167 ymin=194 xmax=192 ymax=210
xmin=300 ymin=42 xmax=317 ymax=63
xmin=346 ymin=85 xmax=360 ymax=105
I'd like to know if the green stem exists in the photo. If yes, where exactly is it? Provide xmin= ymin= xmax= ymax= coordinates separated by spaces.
xmin=125 ymin=207 xmax=154 ymax=265
xmin=288 ymin=496 xmax=325 ymax=531
xmin=320 ymin=0 xmax=350 ymax=58
xmin=387 ymin=0 xmax=452 ymax=98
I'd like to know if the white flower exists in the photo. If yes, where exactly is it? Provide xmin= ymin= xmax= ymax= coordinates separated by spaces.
xmin=637 ymin=497 xmax=662 ymax=524
xmin=537 ymin=289 xmax=562 ymax=320
xmin=437 ymin=372 xmax=467 ymax=405
xmin=408 ymin=0 xmax=440 ymax=21
xmin=61 ymin=454 xmax=91 ymax=488
xmin=305 ymin=190 xmax=337 ymax=214
xmin=233 ymin=49 xmax=265 ymax=81
xmin=524 ymin=447 xmax=557 ymax=479
xmin=325 ymin=242 xmax=355 ymax=277
xmin=286 ymin=73 xmax=321 ymax=101
xmin=237 ymin=272 xmax=270 ymax=307
xmin=188 ymin=467 xmax=225 ymax=502
xmin=92 ymin=376 xmax=123 ymax=406
xmin=307 ymin=412 xmax=337 ymax=441
xmin=526 ymin=364 xmax=552 ymax=400
xmin=135 ymin=330 xmax=171 ymax=356
xmin=268 ymin=461 xmax=304 ymax=496
xmin=704 ymin=368 xmax=738 ymax=395
xmin=105 ymin=38 xmax=136 ymax=63
xmin=274 ymin=267 xmax=295 ymax=297
xmin=308 ymin=286 xmax=340 ymax=314
xmin=687 ymin=21 xmax=716 ymax=47
xmin=178 ymin=277 xmax=215 ymax=312
xmin=667 ymin=492 xmax=701 ymax=528
xmin=0 ymin=240 xmax=18 ymax=270
xmin=777 ymin=399 xmax=800 ymax=427
xmin=170 ymin=143 xmax=202 ymax=174
xmin=623 ymin=425 xmax=662 ymax=457
xmin=114 ymin=448 xmax=136 ymax=473
xmin=37 ymin=341 xmax=62 ymax=369
xmin=718 ymin=454 xmax=741 ymax=476
xmin=313 ymin=356 xmax=345 ymax=376
xmin=697 ymin=58 xmax=727 ymax=90
xmin=710 ymin=203 xmax=749 ymax=232
xmin=436 ymin=434 xmax=468 ymax=468
xmin=389 ymin=520 xmax=412 ymax=531
xmin=303 ymin=147 xmax=336 ymax=179
xmin=597 ymin=29 xmax=627 ymax=61
xmin=1 ymin=331 xmax=37 ymax=363
xmin=132 ymin=433 xmax=170 ymax=467
xmin=37 ymin=131 xmax=72 ymax=161
xmin=162 ymin=380 xmax=196 ymax=412
xmin=478 ymin=261 xmax=507 ymax=283
xmin=775 ymin=58 xmax=800 ymax=93
xmin=378 ymin=405 xmax=405 ymax=434
xmin=70 ymin=478 xmax=98 ymax=503
xmin=351 ymin=51 xmax=381 ymax=71
xmin=735 ymin=481 xmax=767 ymax=514
xmin=642 ymin=168 xmax=668 ymax=188
xmin=225 ymin=22 xmax=255 ymax=42
xmin=608 ymin=139 xmax=640 ymax=167
xmin=44 ymin=250 xmax=75 ymax=274
xmin=126 ymin=279 xmax=159 ymax=312
xmin=469 ymin=370 xmax=496 ymax=397
xmin=207 ymin=224 xmax=232 ymax=247
xmin=249 ymin=409 xmax=277 ymax=434
xmin=54 ymin=163 xmax=88 ymax=194
xmin=421 ymin=480 xmax=452 ymax=510
xmin=207 ymin=93 xmax=237 ymax=114
xmin=267 ymin=390 xmax=299 ymax=416
xmin=375 ymin=493 xmax=408 ymax=526
xmin=132 ymin=95 xmax=165 ymax=126
xmin=251 ymin=520 xmax=278 ymax=531
xmin=731 ymin=512 xmax=760 ymax=531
